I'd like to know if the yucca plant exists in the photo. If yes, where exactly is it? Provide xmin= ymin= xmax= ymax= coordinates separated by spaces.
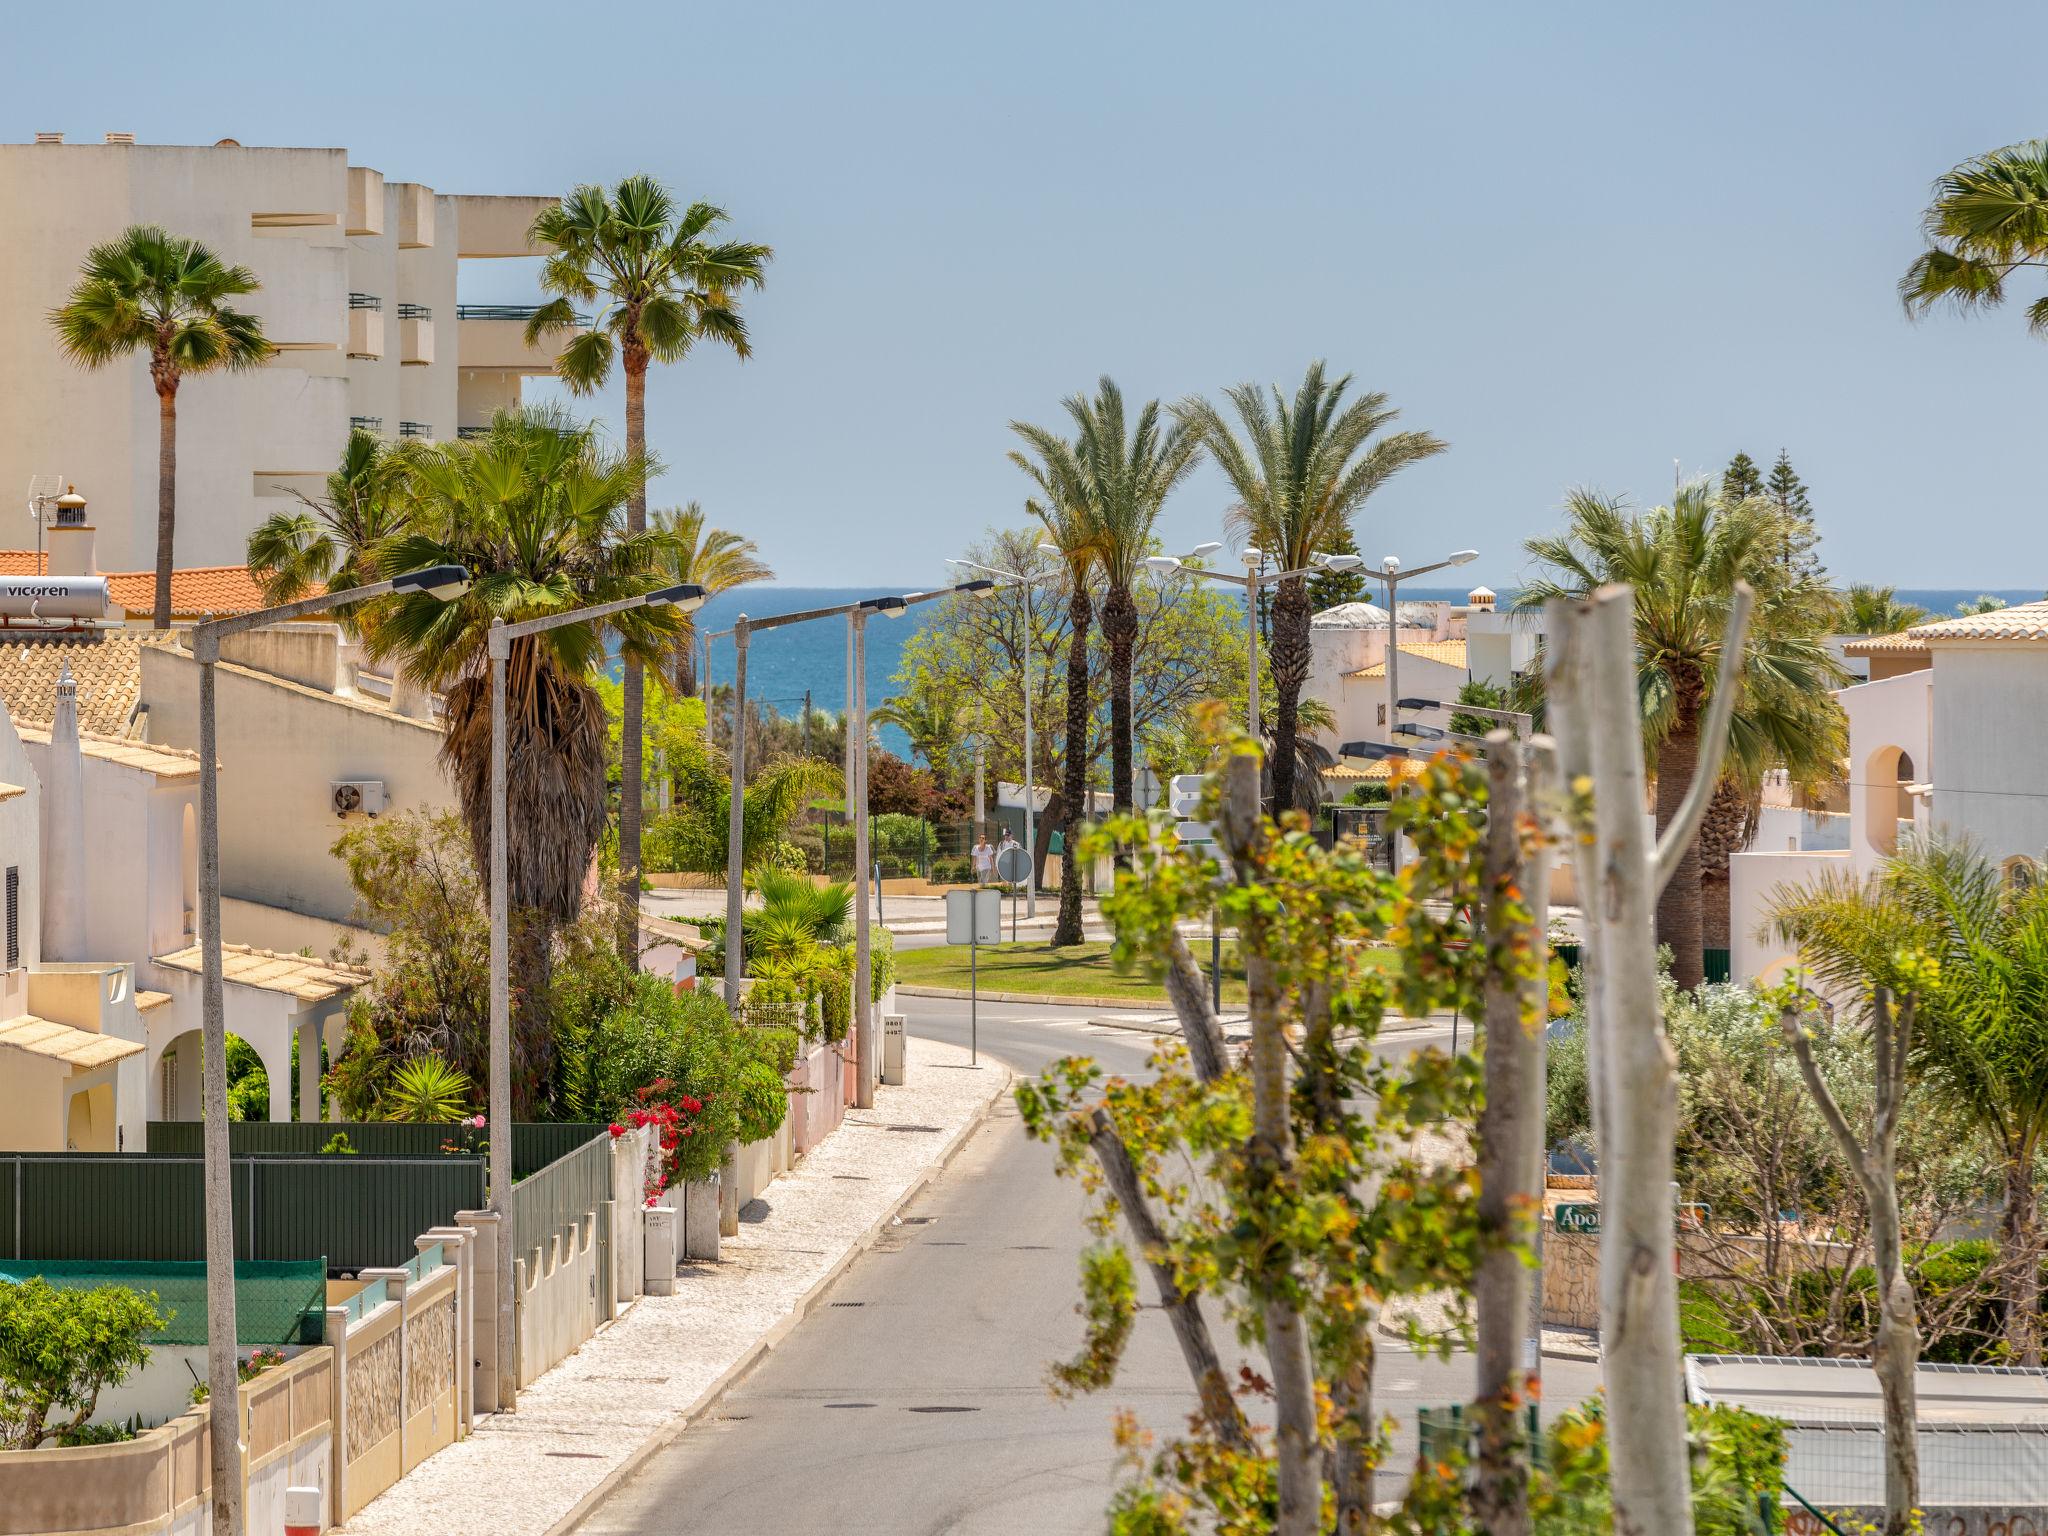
xmin=382 ymin=1056 xmax=474 ymax=1123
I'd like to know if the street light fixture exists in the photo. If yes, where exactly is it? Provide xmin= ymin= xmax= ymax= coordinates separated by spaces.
xmin=484 ymin=580 xmax=704 ymax=1411
xmin=946 ymin=557 xmax=1042 ymax=918
xmin=1376 ymin=549 xmax=1479 ymax=868
xmin=190 ymin=562 xmax=471 ymax=1534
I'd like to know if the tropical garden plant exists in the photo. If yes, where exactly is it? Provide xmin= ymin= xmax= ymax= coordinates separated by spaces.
xmin=247 ymin=428 xmax=418 ymax=605
xmin=1518 ymin=481 xmax=1846 ymax=988
xmin=382 ymin=1057 xmax=474 ymax=1123
xmin=1835 ymin=583 xmax=1929 ymax=634
xmin=0 ymin=1278 xmax=164 ymax=1449
xmin=649 ymin=502 xmax=772 ymax=696
xmin=1179 ymin=361 xmax=1447 ymax=811
xmin=353 ymin=408 xmax=685 ymax=1112
xmin=49 ymin=224 xmax=271 ymax=628
xmin=526 ymin=176 xmax=771 ymax=952
xmin=1900 ymin=138 xmax=2048 ymax=338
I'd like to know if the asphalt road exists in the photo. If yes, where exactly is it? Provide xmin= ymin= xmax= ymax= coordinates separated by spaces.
xmin=580 ymin=997 xmax=1598 ymax=1536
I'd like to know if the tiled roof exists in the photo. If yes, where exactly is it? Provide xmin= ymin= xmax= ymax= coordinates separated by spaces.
xmin=0 ymin=632 xmax=144 ymax=734
xmin=1324 ymin=759 xmax=1395 ymax=781
xmin=153 ymin=943 xmax=370 ymax=1002
xmin=1345 ymin=640 xmax=1469 ymax=679
xmin=135 ymin=990 xmax=172 ymax=1014
xmin=0 ymin=554 xmax=283 ymax=618
xmin=1841 ymin=631 xmax=1928 ymax=657
xmin=1907 ymin=601 xmax=2048 ymax=643
xmin=0 ymin=1014 xmax=144 ymax=1069
xmin=15 ymin=722 xmax=200 ymax=780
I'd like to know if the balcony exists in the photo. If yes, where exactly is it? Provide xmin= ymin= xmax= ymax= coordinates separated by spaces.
xmin=397 ymin=303 xmax=434 ymax=367
xmin=347 ymin=166 xmax=385 ymax=237
xmin=398 ymin=421 xmax=433 ymax=439
xmin=349 ymin=416 xmax=383 ymax=434
xmin=454 ymin=304 xmax=590 ymax=374
xmin=346 ymin=294 xmax=384 ymax=361
xmin=395 ymin=182 xmax=434 ymax=249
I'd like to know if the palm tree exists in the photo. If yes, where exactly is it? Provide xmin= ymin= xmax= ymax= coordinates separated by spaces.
xmin=1011 ymin=422 xmax=1101 ymax=947
xmin=1519 ymin=483 xmax=1846 ymax=989
xmin=872 ymin=678 xmax=964 ymax=776
xmin=248 ymin=428 xmax=417 ymax=605
xmin=527 ymin=177 xmax=771 ymax=954
xmin=1042 ymin=379 xmax=1200 ymax=816
xmin=49 ymin=225 xmax=270 ymax=628
xmin=1900 ymin=140 xmax=2048 ymax=338
xmin=1179 ymin=363 xmax=1447 ymax=812
xmin=1768 ymin=836 xmax=2048 ymax=1364
xmin=357 ymin=408 xmax=684 ymax=1113
xmin=1838 ymin=583 xmax=1930 ymax=635
xmin=650 ymin=503 xmax=772 ymax=697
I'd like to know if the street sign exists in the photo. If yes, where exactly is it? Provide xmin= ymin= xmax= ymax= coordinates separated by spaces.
xmin=1169 ymin=773 xmax=1206 ymax=819
xmin=995 ymin=845 xmax=1032 ymax=885
xmin=946 ymin=887 xmax=1002 ymax=945
xmin=1553 ymin=1203 xmax=1599 ymax=1235
xmin=1173 ymin=821 xmax=1215 ymax=845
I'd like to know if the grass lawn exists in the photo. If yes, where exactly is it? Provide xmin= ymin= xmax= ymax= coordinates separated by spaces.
xmin=894 ymin=940 xmax=1248 ymax=1004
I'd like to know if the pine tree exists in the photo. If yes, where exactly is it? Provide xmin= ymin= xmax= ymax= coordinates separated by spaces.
xmin=1306 ymin=522 xmax=1371 ymax=609
xmin=1720 ymin=450 xmax=1764 ymax=505
xmin=1765 ymin=449 xmax=1824 ymax=580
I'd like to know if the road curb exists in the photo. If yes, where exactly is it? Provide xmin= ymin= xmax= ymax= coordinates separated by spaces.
xmin=545 ymin=1055 xmax=1014 ymax=1536
xmin=896 ymin=982 xmax=1187 ymax=1010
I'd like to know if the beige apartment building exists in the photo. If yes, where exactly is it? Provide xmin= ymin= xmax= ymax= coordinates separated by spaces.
xmin=0 ymin=132 xmax=575 ymax=571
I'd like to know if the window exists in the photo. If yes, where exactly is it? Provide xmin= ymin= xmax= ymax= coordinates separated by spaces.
xmin=162 ymin=1054 xmax=178 ymax=1115
xmin=7 ymin=866 xmax=19 ymax=968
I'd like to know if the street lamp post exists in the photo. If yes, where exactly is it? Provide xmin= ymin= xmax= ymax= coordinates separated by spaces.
xmin=191 ymin=562 xmax=469 ymax=1536
xmin=486 ymin=581 xmax=704 ymax=1409
xmin=1375 ymin=550 xmax=1478 ymax=866
xmin=946 ymin=554 xmax=1045 ymax=917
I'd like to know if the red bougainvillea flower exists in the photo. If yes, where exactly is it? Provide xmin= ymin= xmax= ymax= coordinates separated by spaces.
xmin=608 ymin=1122 xmax=627 ymax=1137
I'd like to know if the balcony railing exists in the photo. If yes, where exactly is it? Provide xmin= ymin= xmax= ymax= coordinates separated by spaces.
xmin=397 ymin=302 xmax=433 ymax=321
xmin=457 ymin=426 xmax=490 ymax=440
xmin=349 ymin=415 xmax=383 ymax=433
xmin=455 ymin=303 xmax=591 ymax=325
xmin=348 ymin=292 xmax=383 ymax=310
xmin=398 ymin=421 xmax=433 ymax=439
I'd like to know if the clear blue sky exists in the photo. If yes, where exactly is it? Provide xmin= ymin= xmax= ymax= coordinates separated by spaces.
xmin=16 ymin=0 xmax=2048 ymax=588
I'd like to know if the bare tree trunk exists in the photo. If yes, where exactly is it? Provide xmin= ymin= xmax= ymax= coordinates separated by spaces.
xmin=1088 ymin=1110 xmax=1249 ymax=1447
xmin=1054 ymin=582 xmax=1093 ymax=946
xmin=1654 ymin=715 xmax=1704 ymax=990
xmin=2005 ymin=1150 xmax=2043 ymax=1366
xmin=1220 ymin=752 xmax=1319 ymax=1535
xmin=618 ymin=358 xmax=648 ymax=959
xmin=1473 ymin=738 xmax=1542 ymax=1536
xmin=1782 ymin=990 xmax=1919 ymax=1534
xmin=154 ymin=385 xmax=177 ymax=631
xmin=1268 ymin=575 xmax=1311 ymax=815
xmin=1161 ymin=928 xmax=1230 ymax=1084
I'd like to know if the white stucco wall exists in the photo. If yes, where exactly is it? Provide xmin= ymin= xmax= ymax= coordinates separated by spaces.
xmin=1835 ymin=668 xmax=1932 ymax=878
xmin=1927 ymin=643 xmax=2048 ymax=863
xmin=1730 ymin=848 xmax=1852 ymax=984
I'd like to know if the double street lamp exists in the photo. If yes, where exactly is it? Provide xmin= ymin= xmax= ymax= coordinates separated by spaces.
xmin=484 ymin=581 xmax=706 ymax=1410
xmin=191 ymin=561 xmax=471 ymax=1536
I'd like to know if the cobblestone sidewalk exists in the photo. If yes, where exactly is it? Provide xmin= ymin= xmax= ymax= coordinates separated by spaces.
xmin=337 ymin=1037 xmax=1010 ymax=1536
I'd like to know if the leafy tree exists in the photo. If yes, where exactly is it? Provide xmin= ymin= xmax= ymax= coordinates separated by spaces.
xmin=1180 ymin=362 xmax=1448 ymax=812
xmin=649 ymin=503 xmax=772 ymax=697
xmin=1838 ymin=583 xmax=1930 ymax=634
xmin=1304 ymin=520 xmax=1369 ymax=609
xmin=1519 ymin=481 xmax=1846 ymax=987
xmin=527 ymin=176 xmax=771 ymax=952
xmin=1765 ymin=449 xmax=1823 ymax=579
xmin=356 ymin=409 xmax=684 ymax=1109
xmin=646 ymin=744 xmax=840 ymax=877
xmin=1901 ymin=139 xmax=2048 ymax=338
xmin=1448 ymin=676 xmax=1508 ymax=737
xmin=49 ymin=225 xmax=270 ymax=628
xmin=0 ymin=1278 xmax=164 ymax=1449
xmin=1720 ymin=450 xmax=1764 ymax=504
xmin=1768 ymin=835 xmax=2048 ymax=1364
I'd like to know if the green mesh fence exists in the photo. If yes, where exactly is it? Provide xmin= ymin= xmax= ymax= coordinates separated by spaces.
xmin=0 ymin=1258 xmax=327 ymax=1346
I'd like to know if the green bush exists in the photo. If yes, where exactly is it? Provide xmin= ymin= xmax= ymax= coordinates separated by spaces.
xmin=750 ymin=1026 xmax=804 ymax=1078
xmin=819 ymin=949 xmax=853 ymax=1043
xmin=0 ymin=1279 xmax=164 ymax=1449
xmin=871 ymin=929 xmax=896 ymax=1003
xmin=734 ymin=1058 xmax=791 ymax=1145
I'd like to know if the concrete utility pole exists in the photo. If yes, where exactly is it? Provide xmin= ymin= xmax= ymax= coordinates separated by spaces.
xmin=851 ymin=605 xmax=876 ymax=1108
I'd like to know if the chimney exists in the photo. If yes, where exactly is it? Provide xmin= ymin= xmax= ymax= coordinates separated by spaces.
xmin=33 ymin=132 xmax=62 ymax=145
xmin=43 ymin=665 xmax=88 ymax=963
xmin=46 ymin=486 xmax=97 ymax=578
xmin=104 ymin=132 xmax=136 ymax=146
xmin=1467 ymin=585 xmax=1497 ymax=610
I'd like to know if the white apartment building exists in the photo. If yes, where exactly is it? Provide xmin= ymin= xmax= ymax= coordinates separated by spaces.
xmin=0 ymin=132 xmax=575 ymax=572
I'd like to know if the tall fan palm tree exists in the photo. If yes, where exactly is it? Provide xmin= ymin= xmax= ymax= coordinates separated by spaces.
xmin=1042 ymin=379 xmax=1200 ymax=815
xmin=526 ymin=177 xmax=771 ymax=953
xmin=357 ymin=408 xmax=684 ymax=1113
xmin=1519 ymin=482 xmax=1847 ymax=988
xmin=649 ymin=503 xmax=772 ymax=697
xmin=247 ymin=428 xmax=417 ymax=607
xmin=1768 ymin=836 xmax=2048 ymax=1364
xmin=50 ymin=225 xmax=271 ymax=628
xmin=1838 ymin=583 xmax=1931 ymax=635
xmin=1900 ymin=139 xmax=2048 ymax=338
xmin=1179 ymin=363 xmax=1447 ymax=812
xmin=1010 ymin=424 xmax=1101 ymax=947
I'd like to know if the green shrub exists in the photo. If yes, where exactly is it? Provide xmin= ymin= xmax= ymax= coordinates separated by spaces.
xmin=871 ymin=929 xmax=896 ymax=1003
xmin=819 ymin=949 xmax=853 ymax=1043
xmin=750 ymin=1026 xmax=804 ymax=1078
xmin=734 ymin=1058 xmax=790 ymax=1145
xmin=0 ymin=1279 xmax=164 ymax=1449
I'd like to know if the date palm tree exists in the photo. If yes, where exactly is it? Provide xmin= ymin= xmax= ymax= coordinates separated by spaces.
xmin=650 ymin=502 xmax=772 ymax=697
xmin=1768 ymin=835 xmax=2048 ymax=1364
xmin=1179 ymin=363 xmax=1446 ymax=812
xmin=1010 ymin=423 xmax=1101 ymax=947
xmin=356 ymin=407 xmax=684 ymax=1113
xmin=527 ymin=176 xmax=771 ymax=953
xmin=1519 ymin=482 xmax=1846 ymax=988
xmin=1900 ymin=139 xmax=2048 ymax=338
xmin=49 ymin=225 xmax=271 ymax=628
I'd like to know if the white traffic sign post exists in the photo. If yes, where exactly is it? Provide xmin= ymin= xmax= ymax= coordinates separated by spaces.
xmin=1170 ymin=775 xmax=1225 ymax=1012
xmin=946 ymin=886 xmax=1002 ymax=1063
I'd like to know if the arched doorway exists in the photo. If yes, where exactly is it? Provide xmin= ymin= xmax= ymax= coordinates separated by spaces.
xmin=150 ymin=1027 xmax=279 ymax=1121
xmin=1865 ymin=746 xmax=1915 ymax=857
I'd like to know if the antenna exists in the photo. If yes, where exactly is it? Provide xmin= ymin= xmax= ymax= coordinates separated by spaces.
xmin=26 ymin=476 xmax=62 ymax=576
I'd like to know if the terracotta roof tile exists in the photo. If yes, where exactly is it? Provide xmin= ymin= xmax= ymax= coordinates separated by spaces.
xmin=1345 ymin=639 xmax=1469 ymax=680
xmin=0 ymin=553 xmax=288 ymax=618
xmin=1842 ymin=631 xmax=1928 ymax=657
xmin=1907 ymin=601 xmax=2048 ymax=643
xmin=0 ymin=1014 xmax=144 ymax=1069
xmin=153 ymin=943 xmax=370 ymax=1002
xmin=0 ymin=632 xmax=144 ymax=735
xmin=15 ymin=722 xmax=200 ymax=780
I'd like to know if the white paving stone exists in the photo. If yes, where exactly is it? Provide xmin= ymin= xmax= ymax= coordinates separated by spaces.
xmin=337 ymin=1037 xmax=1008 ymax=1536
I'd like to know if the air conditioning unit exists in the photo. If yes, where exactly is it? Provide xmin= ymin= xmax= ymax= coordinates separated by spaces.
xmin=332 ymin=780 xmax=387 ymax=819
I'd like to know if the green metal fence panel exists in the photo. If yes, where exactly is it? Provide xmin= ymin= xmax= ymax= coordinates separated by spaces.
xmin=1704 ymin=948 xmax=1732 ymax=984
xmin=0 ymin=1258 xmax=327 ymax=1345
xmin=1 ymin=1154 xmax=483 ymax=1272
xmin=509 ymin=1131 xmax=611 ymax=1262
xmin=145 ymin=1122 xmax=606 ymax=1179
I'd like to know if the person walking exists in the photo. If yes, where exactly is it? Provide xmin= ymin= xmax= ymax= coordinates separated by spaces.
xmin=971 ymin=834 xmax=996 ymax=886
xmin=995 ymin=829 xmax=1024 ymax=888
